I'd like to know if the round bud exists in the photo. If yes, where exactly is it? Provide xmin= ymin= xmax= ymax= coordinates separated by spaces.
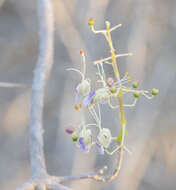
xmin=133 ymin=92 xmax=140 ymax=98
xmin=88 ymin=18 xmax=94 ymax=26
xmin=65 ymin=126 xmax=74 ymax=134
xmin=132 ymin=82 xmax=138 ymax=89
xmin=152 ymin=88 xmax=159 ymax=96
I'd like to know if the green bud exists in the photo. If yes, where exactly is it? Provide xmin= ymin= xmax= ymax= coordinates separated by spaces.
xmin=133 ymin=92 xmax=140 ymax=98
xmin=110 ymin=87 xmax=117 ymax=93
xmin=132 ymin=82 xmax=138 ymax=89
xmin=72 ymin=132 xmax=78 ymax=142
xmin=152 ymin=88 xmax=159 ymax=96
xmin=88 ymin=18 xmax=94 ymax=26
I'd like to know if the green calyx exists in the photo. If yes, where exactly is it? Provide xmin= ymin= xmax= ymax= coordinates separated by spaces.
xmin=152 ymin=88 xmax=159 ymax=96
xmin=72 ymin=132 xmax=78 ymax=142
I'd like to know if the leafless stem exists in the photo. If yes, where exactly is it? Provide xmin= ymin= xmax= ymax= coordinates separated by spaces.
xmin=16 ymin=0 xmax=71 ymax=189
xmin=29 ymin=0 xmax=54 ymax=177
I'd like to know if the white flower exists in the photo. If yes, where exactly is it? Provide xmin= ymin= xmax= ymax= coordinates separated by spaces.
xmin=79 ymin=128 xmax=93 ymax=152
xmin=97 ymin=128 xmax=112 ymax=148
xmin=76 ymin=79 xmax=91 ymax=98
xmin=79 ymin=128 xmax=92 ymax=145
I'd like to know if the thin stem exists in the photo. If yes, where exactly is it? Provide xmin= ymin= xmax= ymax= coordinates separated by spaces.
xmin=105 ymin=146 xmax=121 ymax=155
xmin=85 ymin=123 xmax=99 ymax=129
xmin=91 ymin=107 xmax=101 ymax=129
xmin=143 ymin=93 xmax=154 ymax=99
xmin=67 ymin=68 xmax=84 ymax=80
xmin=94 ymin=53 xmax=133 ymax=65
xmin=0 ymin=82 xmax=25 ymax=88
xmin=109 ymin=24 xmax=122 ymax=32
xmin=96 ymin=64 xmax=106 ymax=87
xmin=81 ymin=53 xmax=86 ymax=79
xmin=124 ymin=98 xmax=138 ymax=107
xmin=100 ymin=62 xmax=106 ymax=82
xmin=104 ymin=21 xmax=126 ymax=181
xmin=90 ymin=25 xmax=106 ymax=34
xmin=89 ymin=107 xmax=98 ymax=123
xmin=97 ymin=104 xmax=101 ymax=125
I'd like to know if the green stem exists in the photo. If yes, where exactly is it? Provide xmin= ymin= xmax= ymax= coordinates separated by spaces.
xmin=105 ymin=21 xmax=126 ymax=142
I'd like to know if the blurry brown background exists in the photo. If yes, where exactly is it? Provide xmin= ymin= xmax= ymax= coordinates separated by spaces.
xmin=0 ymin=0 xmax=176 ymax=189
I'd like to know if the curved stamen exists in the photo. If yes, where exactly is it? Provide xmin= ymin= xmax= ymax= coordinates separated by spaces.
xmin=67 ymin=68 xmax=84 ymax=80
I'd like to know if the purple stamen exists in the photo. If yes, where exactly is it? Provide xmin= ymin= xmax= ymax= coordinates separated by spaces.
xmin=96 ymin=141 xmax=104 ymax=155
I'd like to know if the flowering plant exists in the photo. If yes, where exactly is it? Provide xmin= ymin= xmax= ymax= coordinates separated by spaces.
xmin=66 ymin=18 xmax=158 ymax=180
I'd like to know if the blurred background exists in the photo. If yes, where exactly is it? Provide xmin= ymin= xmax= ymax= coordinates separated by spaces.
xmin=0 ymin=0 xmax=176 ymax=189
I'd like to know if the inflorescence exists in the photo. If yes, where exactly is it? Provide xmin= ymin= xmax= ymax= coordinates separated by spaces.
xmin=66 ymin=18 xmax=158 ymax=157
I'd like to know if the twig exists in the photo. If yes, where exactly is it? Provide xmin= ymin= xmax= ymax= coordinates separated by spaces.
xmin=16 ymin=0 xmax=71 ymax=189
xmin=0 ymin=82 xmax=25 ymax=88
xmin=29 ymin=0 xmax=54 ymax=177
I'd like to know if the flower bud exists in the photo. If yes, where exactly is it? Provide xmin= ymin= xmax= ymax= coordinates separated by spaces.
xmin=132 ymin=82 xmax=138 ymax=89
xmin=88 ymin=18 xmax=94 ymax=26
xmin=133 ymin=91 xmax=140 ymax=98
xmin=97 ymin=128 xmax=112 ymax=148
xmin=65 ymin=126 xmax=74 ymax=134
xmin=152 ymin=88 xmax=159 ymax=96
xmin=72 ymin=131 xmax=78 ymax=142
xmin=76 ymin=80 xmax=91 ymax=97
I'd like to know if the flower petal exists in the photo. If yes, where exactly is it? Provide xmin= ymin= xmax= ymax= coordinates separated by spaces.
xmin=83 ymin=91 xmax=95 ymax=107
xmin=96 ymin=141 xmax=104 ymax=155
xmin=78 ymin=137 xmax=87 ymax=152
